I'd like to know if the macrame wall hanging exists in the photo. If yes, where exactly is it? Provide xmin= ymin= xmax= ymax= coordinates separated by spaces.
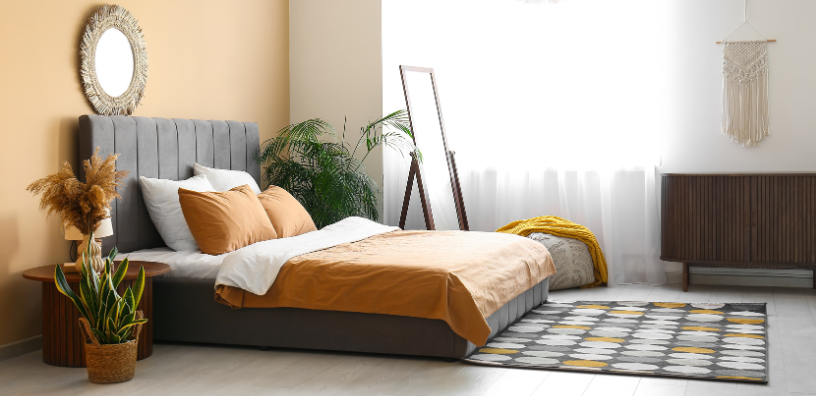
xmin=718 ymin=0 xmax=775 ymax=147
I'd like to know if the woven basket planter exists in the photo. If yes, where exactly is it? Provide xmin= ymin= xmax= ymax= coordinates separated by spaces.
xmin=78 ymin=311 xmax=144 ymax=384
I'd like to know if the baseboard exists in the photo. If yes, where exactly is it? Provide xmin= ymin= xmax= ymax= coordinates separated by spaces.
xmin=0 ymin=336 xmax=42 ymax=362
xmin=689 ymin=267 xmax=814 ymax=288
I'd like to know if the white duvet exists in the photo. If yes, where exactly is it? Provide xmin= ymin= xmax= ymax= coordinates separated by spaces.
xmin=216 ymin=217 xmax=398 ymax=295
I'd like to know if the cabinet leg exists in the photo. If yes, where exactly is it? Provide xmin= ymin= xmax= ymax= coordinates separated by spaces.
xmin=682 ymin=263 xmax=689 ymax=292
xmin=813 ymin=268 xmax=815 ymax=290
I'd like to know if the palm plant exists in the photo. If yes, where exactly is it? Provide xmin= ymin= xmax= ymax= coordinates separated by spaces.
xmin=54 ymin=243 xmax=147 ymax=344
xmin=258 ymin=109 xmax=418 ymax=228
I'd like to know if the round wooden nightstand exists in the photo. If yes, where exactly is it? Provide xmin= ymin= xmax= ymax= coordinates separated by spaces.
xmin=23 ymin=262 xmax=170 ymax=367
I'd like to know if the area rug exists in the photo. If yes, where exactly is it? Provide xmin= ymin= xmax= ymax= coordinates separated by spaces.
xmin=463 ymin=300 xmax=768 ymax=382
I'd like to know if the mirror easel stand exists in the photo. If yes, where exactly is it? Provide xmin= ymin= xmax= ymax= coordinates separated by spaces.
xmin=398 ymin=152 xmax=434 ymax=230
xmin=397 ymin=150 xmax=469 ymax=231
xmin=448 ymin=150 xmax=469 ymax=231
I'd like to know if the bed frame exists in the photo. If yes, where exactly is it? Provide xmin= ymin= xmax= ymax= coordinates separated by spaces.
xmin=78 ymin=114 xmax=549 ymax=358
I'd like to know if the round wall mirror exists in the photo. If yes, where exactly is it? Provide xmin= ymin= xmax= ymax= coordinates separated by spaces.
xmin=80 ymin=5 xmax=148 ymax=115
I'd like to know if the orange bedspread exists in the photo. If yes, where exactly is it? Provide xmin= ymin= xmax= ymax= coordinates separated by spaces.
xmin=214 ymin=230 xmax=555 ymax=346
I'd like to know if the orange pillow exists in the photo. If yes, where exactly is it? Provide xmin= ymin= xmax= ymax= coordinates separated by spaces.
xmin=257 ymin=186 xmax=317 ymax=238
xmin=178 ymin=185 xmax=277 ymax=255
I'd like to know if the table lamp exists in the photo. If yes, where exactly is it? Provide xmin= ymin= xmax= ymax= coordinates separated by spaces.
xmin=63 ymin=217 xmax=114 ymax=273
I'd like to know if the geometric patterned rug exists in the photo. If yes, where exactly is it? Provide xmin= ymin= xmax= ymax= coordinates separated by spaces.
xmin=463 ymin=300 xmax=768 ymax=383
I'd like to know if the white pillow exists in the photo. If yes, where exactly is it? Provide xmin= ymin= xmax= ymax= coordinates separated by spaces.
xmin=139 ymin=174 xmax=215 ymax=251
xmin=193 ymin=163 xmax=261 ymax=194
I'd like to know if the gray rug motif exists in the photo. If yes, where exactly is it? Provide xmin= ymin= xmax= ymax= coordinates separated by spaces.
xmin=463 ymin=300 xmax=768 ymax=382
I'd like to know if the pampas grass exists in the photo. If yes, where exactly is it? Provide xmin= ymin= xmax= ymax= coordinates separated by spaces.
xmin=27 ymin=148 xmax=128 ymax=235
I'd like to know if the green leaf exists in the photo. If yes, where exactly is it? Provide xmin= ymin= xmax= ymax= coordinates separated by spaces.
xmin=106 ymin=299 xmax=121 ymax=328
xmin=120 ymin=311 xmax=136 ymax=328
xmin=97 ymin=270 xmax=116 ymax=329
xmin=105 ymin=264 xmax=117 ymax=296
xmin=106 ymin=315 xmax=116 ymax=336
xmin=89 ymin=257 xmax=100 ymax=294
xmin=112 ymin=257 xmax=128 ymax=289
xmin=96 ymin=269 xmax=109 ymax=312
xmin=95 ymin=298 xmax=106 ymax=330
xmin=114 ymin=299 xmax=124 ymax=326
xmin=101 ymin=287 xmax=118 ymax=330
xmin=119 ymin=319 xmax=147 ymax=332
xmin=96 ymin=284 xmax=113 ymax=330
xmin=79 ymin=276 xmax=97 ymax=325
xmin=54 ymin=265 xmax=90 ymax=321
xmin=91 ymin=328 xmax=107 ymax=344
xmin=123 ymin=288 xmax=135 ymax=314
xmin=79 ymin=252 xmax=88 ymax=279
xmin=132 ymin=266 xmax=145 ymax=308
xmin=104 ymin=257 xmax=112 ymax=278
xmin=107 ymin=245 xmax=119 ymax=263
xmin=118 ymin=328 xmax=132 ymax=341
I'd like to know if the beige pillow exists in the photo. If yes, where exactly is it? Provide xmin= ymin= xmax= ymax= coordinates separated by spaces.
xmin=178 ymin=185 xmax=277 ymax=255
xmin=257 ymin=186 xmax=317 ymax=238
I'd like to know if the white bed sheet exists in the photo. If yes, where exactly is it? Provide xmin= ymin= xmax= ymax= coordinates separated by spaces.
xmin=116 ymin=248 xmax=226 ymax=279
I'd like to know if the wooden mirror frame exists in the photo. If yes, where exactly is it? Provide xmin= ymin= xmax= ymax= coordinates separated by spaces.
xmin=398 ymin=65 xmax=469 ymax=231
xmin=80 ymin=5 xmax=148 ymax=116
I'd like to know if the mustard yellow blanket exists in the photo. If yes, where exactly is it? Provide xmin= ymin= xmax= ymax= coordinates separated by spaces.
xmin=496 ymin=216 xmax=608 ymax=288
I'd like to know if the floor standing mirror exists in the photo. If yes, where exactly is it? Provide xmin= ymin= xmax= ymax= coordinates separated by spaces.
xmin=399 ymin=65 xmax=468 ymax=231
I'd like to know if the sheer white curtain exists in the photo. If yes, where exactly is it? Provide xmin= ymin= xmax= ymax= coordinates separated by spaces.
xmin=382 ymin=0 xmax=668 ymax=285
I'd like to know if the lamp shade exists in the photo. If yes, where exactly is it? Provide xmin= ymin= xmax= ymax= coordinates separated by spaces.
xmin=64 ymin=217 xmax=114 ymax=240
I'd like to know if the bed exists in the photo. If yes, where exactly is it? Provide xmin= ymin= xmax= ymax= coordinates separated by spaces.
xmin=78 ymin=114 xmax=552 ymax=358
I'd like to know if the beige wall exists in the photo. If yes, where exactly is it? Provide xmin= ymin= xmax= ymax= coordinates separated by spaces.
xmin=0 ymin=0 xmax=289 ymax=346
xmin=289 ymin=0 xmax=384 ymax=216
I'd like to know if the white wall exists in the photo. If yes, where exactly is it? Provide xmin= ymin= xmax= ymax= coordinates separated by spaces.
xmin=289 ymin=0 xmax=384 ymax=217
xmin=662 ymin=0 xmax=816 ymax=173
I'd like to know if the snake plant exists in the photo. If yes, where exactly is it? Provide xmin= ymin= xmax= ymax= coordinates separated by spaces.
xmin=54 ymin=236 xmax=147 ymax=344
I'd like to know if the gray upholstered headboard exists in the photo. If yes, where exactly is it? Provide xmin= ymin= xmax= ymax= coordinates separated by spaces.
xmin=79 ymin=115 xmax=261 ymax=254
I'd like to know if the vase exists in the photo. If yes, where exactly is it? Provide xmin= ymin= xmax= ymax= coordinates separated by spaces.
xmin=76 ymin=235 xmax=105 ymax=273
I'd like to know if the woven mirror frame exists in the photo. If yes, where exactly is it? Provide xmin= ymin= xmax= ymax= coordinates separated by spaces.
xmin=80 ymin=5 xmax=148 ymax=116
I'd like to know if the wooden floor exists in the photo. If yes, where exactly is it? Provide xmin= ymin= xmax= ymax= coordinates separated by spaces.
xmin=2 ymin=283 xmax=816 ymax=396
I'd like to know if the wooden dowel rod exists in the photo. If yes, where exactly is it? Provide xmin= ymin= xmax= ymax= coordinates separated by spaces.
xmin=716 ymin=39 xmax=776 ymax=44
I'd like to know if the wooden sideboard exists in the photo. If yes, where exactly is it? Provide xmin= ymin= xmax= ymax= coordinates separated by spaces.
xmin=661 ymin=173 xmax=816 ymax=291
